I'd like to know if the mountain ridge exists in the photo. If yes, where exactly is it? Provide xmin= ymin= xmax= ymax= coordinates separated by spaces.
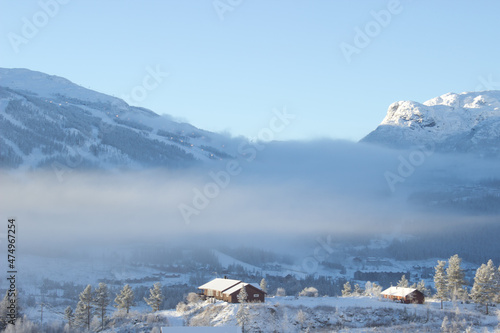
xmin=0 ymin=68 xmax=238 ymax=170
xmin=361 ymin=90 xmax=500 ymax=157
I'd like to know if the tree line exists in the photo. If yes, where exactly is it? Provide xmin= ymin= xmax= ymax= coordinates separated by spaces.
xmin=63 ymin=282 xmax=164 ymax=331
xmin=434 ymin=254 xmax=500 ymax=314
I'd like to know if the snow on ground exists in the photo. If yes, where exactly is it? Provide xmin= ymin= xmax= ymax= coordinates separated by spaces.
xmin=161 ymin=296 xmax=499 ymax=332
xmin=213 ymin=250 xmax=261 ymax=273
xmin=213 ymin=250 xmax=312 ymax=278
xmin=17 ymin=254 xmax=190 ymax=297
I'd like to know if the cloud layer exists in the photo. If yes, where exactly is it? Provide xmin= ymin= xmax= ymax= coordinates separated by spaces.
xmin=2 ymin=139 xmax=499 ymax=253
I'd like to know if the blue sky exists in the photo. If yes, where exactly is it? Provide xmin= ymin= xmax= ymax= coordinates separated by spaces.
xmin=1 ymin=0 xmax=500 ymax=141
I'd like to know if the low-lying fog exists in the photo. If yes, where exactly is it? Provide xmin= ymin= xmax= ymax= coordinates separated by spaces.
xmin=2 ymin=139 xmax=499 ymax=255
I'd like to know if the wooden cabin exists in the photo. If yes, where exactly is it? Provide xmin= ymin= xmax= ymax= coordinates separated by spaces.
xmin=198 ymin=278 xmax=265 ymax=303
xmin=222 ymin=282 xmax=265 ymax=303
xmin=381 ymin=287 xmax=425 ymax=304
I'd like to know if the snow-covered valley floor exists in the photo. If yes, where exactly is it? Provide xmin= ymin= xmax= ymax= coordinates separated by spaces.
xmin=158 ymin=296 xmax=499 ymax=333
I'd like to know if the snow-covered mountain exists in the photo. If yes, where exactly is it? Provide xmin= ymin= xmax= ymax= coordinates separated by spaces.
xmin=361 ymin=91 xmax=500 ymax=156
xmin=0 ymin=68 xmax=238 ymax=170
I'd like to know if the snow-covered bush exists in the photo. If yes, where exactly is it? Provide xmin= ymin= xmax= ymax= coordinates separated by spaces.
xmin=186 ymin=292 xmax=202 ymax=304
xmin=296 ymin=309 xmax=307 ymax=328
xmin=299 ymin=287 xmax=318 ymax=297
xmin=176 ymin=302 xmax=188 ymax=313
xmin=3 ymin=316 xmax=38 ymax=333
xmin=276 ymin=287 xmax=286 ymax=297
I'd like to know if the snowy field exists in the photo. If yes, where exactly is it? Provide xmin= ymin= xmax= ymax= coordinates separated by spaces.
xmin=159 ymin=296 xmax=500 ymax=333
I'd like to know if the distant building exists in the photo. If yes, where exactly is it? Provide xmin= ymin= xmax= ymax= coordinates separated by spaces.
xmin=381 ymin=287 xmax=424 ymax=304
xmin=198 ymin=277 xmax=265 ymax=303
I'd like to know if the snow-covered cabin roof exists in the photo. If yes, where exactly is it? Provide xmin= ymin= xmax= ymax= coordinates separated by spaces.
xmin=223 ymin=282 xmax=265 ymax=296
xmin=249 ymin=283 xmax=262 ymax=290
xmin=223 ymin=282 xmax=247 ymax=295
xmin=198 ymin=278 xmax=241 ymax=292
xmin=381 ymin=287 xmax=418 ymax=297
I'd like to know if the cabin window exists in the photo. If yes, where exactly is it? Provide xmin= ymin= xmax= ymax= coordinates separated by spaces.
xmin=253 ymin=294 xmax=259 ymax=297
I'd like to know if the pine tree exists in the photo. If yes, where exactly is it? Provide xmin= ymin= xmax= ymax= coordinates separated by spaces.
xmin=364 ymin=281 xmax=372 ymax=296
xmin=236 ymin=287 xmax=250 ymax=333
xmin=416 ymin=280 xmax=430 ymax=297
xmin=446 ymin=254 xmax=466 ymax=301
xmin=496 ymin=265 xmax=500 ymax=303
xmin=471 ymin=260 xmax=496 ymax=314
xmin=93 ymin=282 xmax=110 ymax=331
xmin=144 ymin=283 xmax=163 ymax=313
xmin=371 ymin=282 xmax=382 ymax=297
xmin=3 ymin=289 xmax=21 ymax=323
xmin=114 ymin=284 xmax=135 ymax=314
xmin=296 ymin=309 xmax=307 ymax=329
xmin=237 ymin=285 xmax=248 ymax=303
xmin=259 ymin=278 xmax=268 ymax=294
xmin=434 ymin=260 xmax=448 ymax=309
xmin=74 ymin=301 xmax=87 ymax=329
xmin=0 ymin=291 xmax=9 ymax=330
xmin=397 ymin=275 xmax=409 ymax=288
xmin=353 ymin=284 xmax=362 ymax=296
xmin=74 ymin=285 xmax=93 ymax=330
xmin=64 ymin=306 xmax=74 ymax=329
xmin=441 ymin=316 xmax=449 ymax=332
xmin=341 ymin=282 xmax=352 ymax=297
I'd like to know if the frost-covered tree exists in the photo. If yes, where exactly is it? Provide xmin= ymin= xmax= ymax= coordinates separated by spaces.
xmin=416 ymin=280 xmax=431 ymax=297
xmin=372 ymin=282 xmax=382 ymax=297
xmin=259 ymin=278 xmax=268 ymax=294
xmin=341 ymin=282 xmax=352 ymax=297
xmin=93 ymin=282 xmax=110 ymax=331
xmin=353 ymin=284 xmax=362 ymax=296
xmin=276 ymin=287 xmax=286 ymax=297
xmin=0 ymin=291 xmax=9 ymax=330
xmin=2 ymin=316 xmax=38 ymax=333
xmin=64 ymin=306 xmax=74 ymax=329
xmin=75 ymin=285 xmax=93 ymax=330
xmin=114 ymin=284 xmax=135 ymax=314
xmin=236 ymin=287 xmax=249 ymax=332
xmin=364 ymin=281 xmax=372 ymax=296
xmin=441 ymin=316 xmax=449 ymax=332
xmin=144 ymin=283 xmax=163 ymax=313
xmin=0 ymin=290 xmax=21 ymax=325
xmin=471 ymin=260 xmax=497 ymax=314
xmin=397 ymin=275 xmax=409 ymax=288
xmin=296 ymin=309 xmax=307 ymax=329
xmin=434 ymin=260 xmax=448 ymax=309
xmin=496 ymin=265 xmax=500 ymax=304
xmin=446 ymin=254 xmax=466 ymax=301
xmin=237 ymin=286 xmax=248 ymax=303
